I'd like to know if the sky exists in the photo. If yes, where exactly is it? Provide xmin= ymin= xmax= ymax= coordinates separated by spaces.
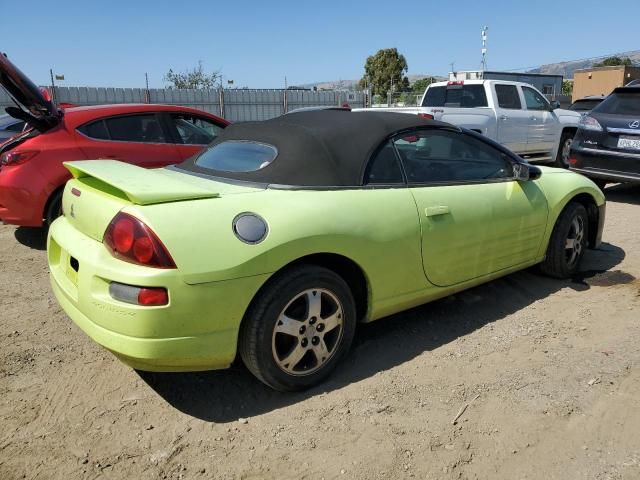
xmin=1 ymin=0 xmax=638 ymax=89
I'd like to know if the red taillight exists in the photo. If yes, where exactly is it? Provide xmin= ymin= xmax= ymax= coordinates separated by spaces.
xmin=417 ymin=113 xmax=434 ymax=120
xmin=0 ymin=150 xmax=39 ymax=166
xmin=104 ymin=212 xmax=176 ymax=269
xmin=138 ymin=287 xmax=169 ymax=306
xmin=447 ymin=80 xmax=464 ymax=86
xmin=109 ymin=282 xmax=169 ymax=306
xmin=568 ymin=157 xmax=578 ymax=166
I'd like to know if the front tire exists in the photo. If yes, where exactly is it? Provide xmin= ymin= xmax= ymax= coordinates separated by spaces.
xmin=539 ymin=202 xmax=588 ymax=279
xmin=554 ymin=131 xmax=574 ymax=168
xmin=239 ymin=265 xmax=356 ymax=391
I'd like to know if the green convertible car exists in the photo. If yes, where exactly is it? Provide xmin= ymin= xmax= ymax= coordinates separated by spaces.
xmin=48 ymin=110 xmax=605 ymax=391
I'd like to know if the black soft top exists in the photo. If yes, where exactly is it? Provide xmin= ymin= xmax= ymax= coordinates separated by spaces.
xmin=177 ymin=110 xmax=452 ymax=187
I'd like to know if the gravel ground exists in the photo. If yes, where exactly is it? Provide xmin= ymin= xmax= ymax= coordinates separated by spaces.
xmin=1 ymin=184 xmax=639 ymax=480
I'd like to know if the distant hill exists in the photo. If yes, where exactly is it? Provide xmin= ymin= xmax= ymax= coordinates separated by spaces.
xmin=299 ymin=74 xmax=446 ymax=91
xmin=528 ymin=50 xmax=640 ymax=78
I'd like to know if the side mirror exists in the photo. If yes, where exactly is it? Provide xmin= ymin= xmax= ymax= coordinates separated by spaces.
xmin=550 ymin=100 xmax=561 ymax=111
xmin=514 ymin=163 xmax=542 ymax=181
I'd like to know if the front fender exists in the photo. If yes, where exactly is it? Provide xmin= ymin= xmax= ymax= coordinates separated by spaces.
xmin=533 ymin=168 xmax=605 ymax=258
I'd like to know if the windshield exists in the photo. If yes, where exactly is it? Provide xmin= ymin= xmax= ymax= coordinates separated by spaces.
xmin=569 ymin=99 xmax=602 ymax=111
xmin=194 ymin=141 xmax=278 ymax=173
xmin=422 ymin=85 xmax=488 ymax=108
xmin=593 ymin=92 xmax=640 ymax=115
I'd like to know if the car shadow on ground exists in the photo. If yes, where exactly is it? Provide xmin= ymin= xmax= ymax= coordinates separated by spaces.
xmin=14 ymin=227 xmax=47 ymax=250
xmin=604 ymin=183 xmax=640 ymax=206
xmin=139 ymin=240 xmax=629 ymax=423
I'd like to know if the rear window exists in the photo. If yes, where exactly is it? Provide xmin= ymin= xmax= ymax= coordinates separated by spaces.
xmin=422 ymin=85 xmax=488 ymax=108
xmin=195 ymin=141 xmax=277 ymax=172
xmin=593 ymin=93 xmax=640 ymax=115
xmin=569 ymin=99 xmax=602 ymax=111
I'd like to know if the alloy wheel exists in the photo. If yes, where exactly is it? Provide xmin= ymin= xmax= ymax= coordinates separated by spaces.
xmin=561 ymin=138 xmax=573 ymax=167
xmin=565 ymin=215 xmax=585 ymax=267
xmin=271 ymin=288 xmax=344 ymax=376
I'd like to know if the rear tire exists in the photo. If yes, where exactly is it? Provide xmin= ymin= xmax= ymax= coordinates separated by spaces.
xmin=554 ymin=131 xmax=574 ymax=168
xmin=239 ymin=265 xmax=356 ymax=391
xmin=539 ymin=202 xmax=588 ymax=279
xmin=44 ymin=190 xmax=63 ymax=227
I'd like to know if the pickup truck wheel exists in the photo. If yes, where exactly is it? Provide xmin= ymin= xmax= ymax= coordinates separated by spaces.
xmin=239 ymin=265 xmax=356 ymax=391
xmin=539 ymin=202 xmax=588 ymax=279
xmin=554 ymin=131 xmax=574 ymax=168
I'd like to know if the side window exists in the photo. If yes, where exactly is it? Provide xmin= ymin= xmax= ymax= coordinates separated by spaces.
xmin=77 ymin=119 xmax=109 ymax=140
xmin=104 ymin=114 xmax=166 ymax=143
xmin=495 ymin=84 xmax=522 ymax=109
xmin=522 ymin=87 xmax=549 ymax=111
xmin=393 ymin=129 xmax=514 ymax=184
xmin=364 ymin=141 xmax=404 ymax=185
xmin=170 ymin=114 xmax=223 ymax=145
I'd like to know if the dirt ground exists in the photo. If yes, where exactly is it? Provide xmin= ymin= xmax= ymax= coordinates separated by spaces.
xmin=1 ymin=185 xmax=639 ymax=480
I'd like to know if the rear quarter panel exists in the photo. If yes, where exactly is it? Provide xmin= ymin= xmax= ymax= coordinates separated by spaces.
xmin=128 ymin=187 xmax=429 ymax=319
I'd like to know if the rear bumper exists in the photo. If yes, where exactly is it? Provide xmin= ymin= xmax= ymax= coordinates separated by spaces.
xmin=569 ymin=146 xmax=640 ymax=184
xmin=0 ymin=165 xmax=47 ymax=226
xmin=48 ymin=216 xmax=269 ymax=372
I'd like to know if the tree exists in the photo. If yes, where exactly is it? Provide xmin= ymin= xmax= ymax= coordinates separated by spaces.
xmin=411 ymin=77 xmax=434 ymax=94
xmin=593 ymin=56 xmax=633 ymax=67
xmin=562 ymin=80 xmax=573 ymax=96
xmin=164 ymin=61 xmax=220 ymax=89
xmin=359 ymin=48 xmax=410 ymax=99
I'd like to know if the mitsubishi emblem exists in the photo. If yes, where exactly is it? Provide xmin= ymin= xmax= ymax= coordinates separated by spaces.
xmin=630 ymin=120 xmax=640 ymax=129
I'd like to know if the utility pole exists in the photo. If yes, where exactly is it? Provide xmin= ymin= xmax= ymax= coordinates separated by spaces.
xmin=49 ymin=69 xmax=56 ymax=103
xmin=144 ymin=73 xmax=150 ymax=103
xmin=481 ymin=26 xmax=489 ymax=73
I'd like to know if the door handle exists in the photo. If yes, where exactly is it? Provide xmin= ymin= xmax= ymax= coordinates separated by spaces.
xmin=425 ymin=205 xmax=450 ymax=217
xmin=529 ymin=116 xmax=537 ymax=121
xmin=499 ymin=115 xmax=509 ymax=120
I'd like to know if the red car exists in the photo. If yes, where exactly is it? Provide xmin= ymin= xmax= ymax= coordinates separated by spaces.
xmin=0 ymin=54 xmax=229 ymax=227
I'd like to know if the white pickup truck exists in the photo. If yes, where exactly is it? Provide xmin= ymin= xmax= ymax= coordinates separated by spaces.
xmin=357 ymin=80 xmax=582 ymax=167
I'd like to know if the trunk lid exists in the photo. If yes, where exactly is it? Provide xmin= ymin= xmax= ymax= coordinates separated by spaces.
xmin=62 ymin=160 xmax=261 ymax=241
xmin=0 ymin=53 xmax=62 ymax=131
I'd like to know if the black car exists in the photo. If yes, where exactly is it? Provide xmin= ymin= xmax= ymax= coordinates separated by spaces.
xmin=569 ymin=85 xmax=640 ymax=188
xmin=568 ymin=96 xmax=605 ymax=115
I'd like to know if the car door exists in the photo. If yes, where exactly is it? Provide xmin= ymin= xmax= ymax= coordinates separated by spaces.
xmin=493 ymin=83 xmax=529 ymax=153
xmin=75 ymin=113 xmax=181 ymax=168
xmin=393 ymin=128 xmax=548 ymax=287
xmin=522 ymin=86 xmax=558 ymax=154
xmin=164 ymin=113 xmax=226 ymax=161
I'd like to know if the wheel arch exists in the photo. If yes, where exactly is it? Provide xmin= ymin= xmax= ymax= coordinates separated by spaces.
xmin=567 ymin=192 xmax=600 ymax=248
xmin=43 ymin=184 xmax=66 ymax=224
xmin=243 ymin=252 xmax=370 ymax=327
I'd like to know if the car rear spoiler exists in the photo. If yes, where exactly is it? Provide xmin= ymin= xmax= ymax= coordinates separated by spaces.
xmin=64 ymin=160 xmax=219 ymax=205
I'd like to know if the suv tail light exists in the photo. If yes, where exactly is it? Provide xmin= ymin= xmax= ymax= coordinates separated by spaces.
xmin=417 ymin=113 xmax=434 ymax=120
xmin=103 ymin=212 xmax=176 ymax=269
xmin=0 ymin=150 xmax=39 ymax=166
xmin=579 ymin=115 xmax=603 ymax=132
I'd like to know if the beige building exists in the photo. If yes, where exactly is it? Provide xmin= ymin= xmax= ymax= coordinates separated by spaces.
xmin=572 ymin=65 xmax=640 ymax=102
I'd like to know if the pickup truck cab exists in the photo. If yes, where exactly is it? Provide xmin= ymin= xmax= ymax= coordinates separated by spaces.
xmin=358 ymin=80 xmax=581 ymax=167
